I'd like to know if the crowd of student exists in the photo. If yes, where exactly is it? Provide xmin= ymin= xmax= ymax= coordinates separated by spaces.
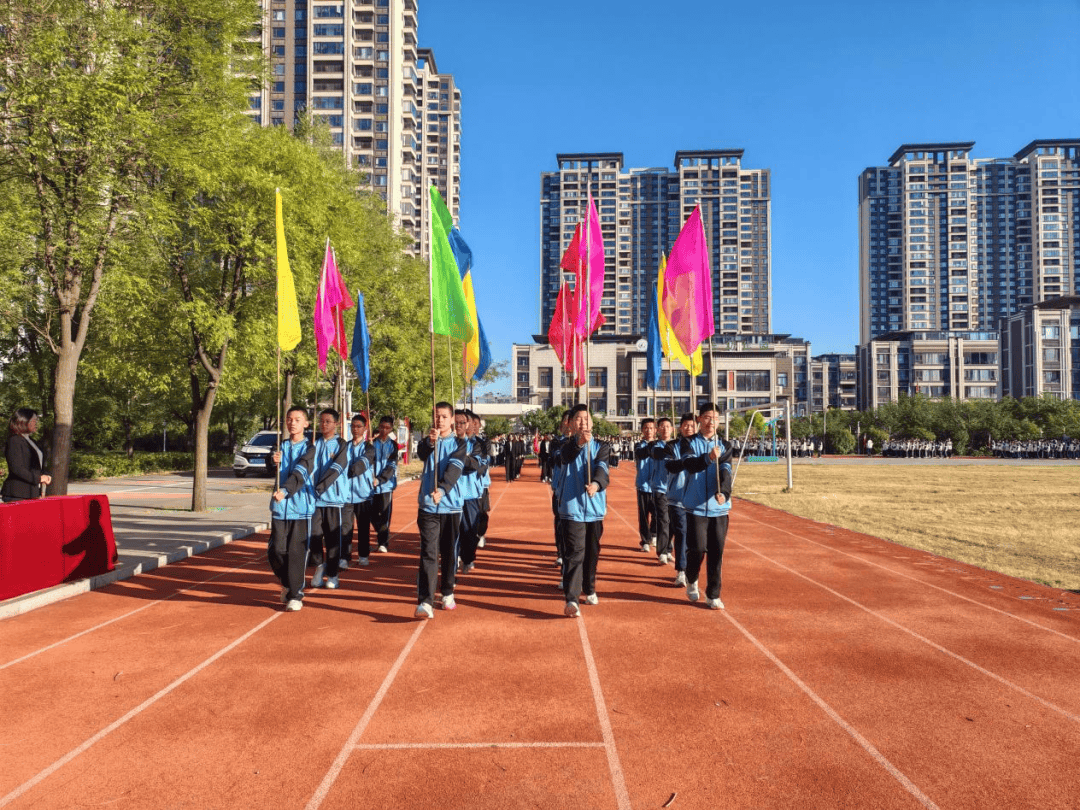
xmin=879 ymin=438 xmax=955 ymax=458
xmin=988 ymin=438 xmax=1080 ymax=459
xmin=266 ymin=401 xmax=736 ymax=618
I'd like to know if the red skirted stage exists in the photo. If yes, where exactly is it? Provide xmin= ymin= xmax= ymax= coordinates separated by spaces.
xmin=0 ymin=495 xmax=118 ymax=601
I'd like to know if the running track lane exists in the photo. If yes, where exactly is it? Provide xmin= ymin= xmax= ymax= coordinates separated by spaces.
xmin=2 ymin=465 xmax=1078 ymax=808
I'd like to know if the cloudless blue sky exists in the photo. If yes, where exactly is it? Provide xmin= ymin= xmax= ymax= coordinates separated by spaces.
xmin=422 ymin=0 xmax=1080 ymax=393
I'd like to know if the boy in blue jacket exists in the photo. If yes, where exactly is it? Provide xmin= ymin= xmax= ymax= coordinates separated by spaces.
xmin=270 ymin=407 xmax=318 ymax=612
xmin=456 ymin=409 xmax=490 ymax=573
xmin=341 ymin=414 xmax=377 ymax=570
xmin=666 ymin=402 xmax=733 ymax=609
xmin=415 ymin=401 xmax=468 ymax=618
xmin=309 ymin=409 xmax=350 ymax=590
xmin=556 ymin=404 xmax=610 ymax=618
xmin=634 ymin=418 xmax=657 ymax=552
xmin=369 ymin=415 xmax=399 ymax=553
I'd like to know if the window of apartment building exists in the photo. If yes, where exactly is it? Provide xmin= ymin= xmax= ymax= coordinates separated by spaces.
xmin=539 ymin=367 xmax=553 ymax=387
xmin=1043 ymin=348 xmax=1061 ymax=363
xmin=517 ymin=355 xmax=529 ymax=368
xmin=589 ymin=369 xmax=607 ymax=388
xmin=736 ymin=371 xmax=770 ymax=392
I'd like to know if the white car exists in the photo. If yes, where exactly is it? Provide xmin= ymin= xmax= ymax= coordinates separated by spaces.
xmin=233 ymin=430 xmax=279 ymax=478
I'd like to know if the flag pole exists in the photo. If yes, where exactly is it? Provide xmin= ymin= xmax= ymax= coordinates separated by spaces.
xmin=427 ymin=187 xmax=439 ymax=496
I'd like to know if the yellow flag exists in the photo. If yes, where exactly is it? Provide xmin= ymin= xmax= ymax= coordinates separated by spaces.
xmin=275 ymin=190 xmax=302 ymax=351
xmin=658 ymin=254 xmax=703 ymax=376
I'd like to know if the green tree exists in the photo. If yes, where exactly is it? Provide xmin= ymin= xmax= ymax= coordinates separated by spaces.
xmin=0 ymin=0 xmax=261 ymax=494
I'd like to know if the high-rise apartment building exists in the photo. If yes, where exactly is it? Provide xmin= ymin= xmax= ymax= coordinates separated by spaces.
xmin=859 ymin=140 xmax=1080 ymax=345
xmin=539 ymin=150 xmax=771 ymax=339
xmin=251 ymin=0 xmax=461 ymax=254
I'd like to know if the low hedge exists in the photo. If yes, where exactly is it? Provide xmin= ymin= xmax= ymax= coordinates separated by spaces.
xmin=0 ymin=451 xmax=233 ymax=482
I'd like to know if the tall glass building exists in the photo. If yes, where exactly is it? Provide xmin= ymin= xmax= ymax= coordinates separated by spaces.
xmin=858 ymin=140 xmax=1080 ymax=345
xmin=539 ymin=150 xmax=772 ymax=339
xmin=250 ymin=0 xmax=461 ymax=255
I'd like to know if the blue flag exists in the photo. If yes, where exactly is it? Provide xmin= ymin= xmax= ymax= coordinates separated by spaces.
xmin=473 ymin=317 xmax=492 ymax=381
xmin=350 ymin=291 xmax=371 ymax=392
xmin=646 ymin=280 xmax=662 ymax=390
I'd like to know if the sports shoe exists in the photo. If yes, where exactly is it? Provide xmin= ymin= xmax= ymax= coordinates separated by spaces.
xmin=358 ymin=557 xmax=370 ymax=567
xmin=338 ymin=559 xmax=349 ymax=571
xmin=564 ymin=601 xmax=580 ymax=618
xmin=554 ymin=556 xmax=563 ymax=567
xmin=285 ymin=599 xmax=302 ymax=612
xmin=477 ymin=537 xmax=486 ymax=548
xmin=583 ymin=593 xmax=599 ymax=605
xmin=325 ymin=576 xmax=339 ymax=590
xmin=706 ymin=597 xmax=725 ymax=610
xmin=674 ymin=571 xmax=687 ymax=586
xmin=280 ymin=586 xmax=289 ymax=604
xmin=686 ymin=581 xmax=700 ymax=602
xmin=657 ymin=553 xmax=668 ymax=565
xmin=640 ymin=542 xmax=650 ymax=553
xmin=462 ymin=562 xmax=475 ymax=574
xmin=442 ymin=593 xmax=457 ymax=610
xmin=415 ymin=603 xmax=434 ymax=619
xmin=377 ymin=545 xmax=389 ymax=554
xmin=310 ymin=564 xmax=325 ymax=588
xmin=456 ymin=557 xmax=463 ymax=571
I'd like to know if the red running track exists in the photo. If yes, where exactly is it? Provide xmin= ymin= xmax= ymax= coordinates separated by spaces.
xmin=1 ymin=461 xmax=1078 ymax=809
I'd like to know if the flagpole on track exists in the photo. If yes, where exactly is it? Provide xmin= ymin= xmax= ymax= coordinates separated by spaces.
xmin=427 ymin=188 xmax=439 ymax=496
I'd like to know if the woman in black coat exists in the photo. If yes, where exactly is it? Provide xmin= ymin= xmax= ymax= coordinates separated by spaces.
xmin=2 ymin=408 xmax=52 ymax=502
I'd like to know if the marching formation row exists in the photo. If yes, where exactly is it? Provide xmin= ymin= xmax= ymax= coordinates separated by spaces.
xmin=265 ymin=403 xmax=737 ymax=618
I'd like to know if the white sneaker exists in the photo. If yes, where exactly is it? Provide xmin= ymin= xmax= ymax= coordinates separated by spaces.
xmin=564 ymin=601 xmax=580 ymax=618
xmin=686 ymin=581 xmax=700 ymax=602
xmin=280 ymin=587 xmax=289 ymax=604
xmin=477 ymin=537 xmax=486 ymax=548
xmin=285 ymin=599 xmax=302 ymax=612
xmin=339 ymin=559 xmax=349 ymax=571
xmin=657 ymin=553 xmax=668 ymax=565
xmin=310 ymin=564 xmax=325 ymax=588
xmin=554 ymin=557 xmax=563 ymax=567
xmin=674 ymin=571 xmax=687 ymax=586
xmin=462 ymin=562 xmax=475 ymax=574
xmin=583 ymin=593 xmax=599 ymax=605
xmin=377 ymin=545 xmax=389 ymax=554
xmin=640 ymin=543 xmax=650 ymax=553
xmin=456 ymin=557 xmax=462 ymax=571
xmin=325 ymin=576 xmax=339 ymax=590
xmin=442 ymin=593 xmax=457 ymax=611
xmin=706 ymin=597 xmax=725 ymax=610
xmin=358 ymin=557 xmax=370 ymax=567
xmin=415 ymin=603 xmax=433 ymax=619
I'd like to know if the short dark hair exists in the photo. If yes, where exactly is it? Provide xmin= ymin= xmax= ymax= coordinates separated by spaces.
xmin=657 ymin=416 xmax=673 ymax=427
xmin=285 ymin=405 xmax=308 ymax=419
xmin=454 ymin=408 xmax=468 ymax=418
xmin=434 ymin=401 xmax=453 ymax=415
xmin=641 ymin=418 xmax=656 ymax=428
xmin=8 ymin=407 xmax=37 ymax=437
xmin=379 ymin=415 xmax=394 ymax=426
xmin=320 ymin=408 xmax=340 ymax=422
xmin=697 ymin=402 xmax=718 ymax=417
xmin=351 ymin=413 xmax=367 ymax=425
xmin=568 ymin=403 xmax=590 ymax=419
xmin=679 ymin=411 xmax=696 ymax=425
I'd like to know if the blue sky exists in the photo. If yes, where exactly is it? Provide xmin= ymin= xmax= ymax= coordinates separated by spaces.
xmin=422 ymin=0 xmax=1080 ymax=393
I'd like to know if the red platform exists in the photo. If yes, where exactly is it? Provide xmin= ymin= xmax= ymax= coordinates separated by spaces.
xmin=0 ymin=494 xmax=118 ymax=601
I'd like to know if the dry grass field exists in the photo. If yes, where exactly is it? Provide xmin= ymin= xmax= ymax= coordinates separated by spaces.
xmin=731 ymin=462 xmax=1080 ymax=592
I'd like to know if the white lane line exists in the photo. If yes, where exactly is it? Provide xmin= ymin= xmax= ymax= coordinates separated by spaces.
xmin=576 ymin=617 xmax=632 ymax=810
xmin=0 ymin=612 xmax=280 ymax=808
xmin=354 ymin=741 xmax=606 ymax=750
xmin=0 ymin=556 xmax=266 ymax=671
xmin=739 ymin=513 xmax=1080 ymax=644
xmin=722 ymin=610 xmax=940 ymax=810
xmin=305 ymin=620 xmax=427 ymax=810
xmin=733 ymin=539 xmax=1080 ymax=724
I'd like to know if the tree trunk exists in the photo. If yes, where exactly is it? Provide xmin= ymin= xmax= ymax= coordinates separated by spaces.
xmin=48 ymin=345 xmax=80 ymax=496
xmin=190 ymin=379 xmax=218 ymax=513
xmin=282 ymin=368 xmax=294 ymax=419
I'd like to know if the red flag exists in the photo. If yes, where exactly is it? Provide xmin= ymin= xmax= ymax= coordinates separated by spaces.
xmin=559 ymin=199 xmax=605 ymax=338
xmin=547 ymin=281 xmax=585 ymax=386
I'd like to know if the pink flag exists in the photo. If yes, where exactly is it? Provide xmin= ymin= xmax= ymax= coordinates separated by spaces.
xmin=314 ymin=241 xmax=354 ymax=372
xmin=662 ymin=206 xmax=714 ymax=357
xmin=559 ymin=199 xmax=605 ymax=338
xmin=547 ymin=281 xmax=585 ymax=386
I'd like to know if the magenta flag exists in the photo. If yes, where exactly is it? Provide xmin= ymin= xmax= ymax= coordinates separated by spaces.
xmin=662 ymin=206 xmax=714 ymax=357
xmin=314 ymin=241 xmax=354 ymax=372
xmin=559 ymin=199 xmax=605 ymax=338
xmin=547 ymin=282 xmax=585 ymax=386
